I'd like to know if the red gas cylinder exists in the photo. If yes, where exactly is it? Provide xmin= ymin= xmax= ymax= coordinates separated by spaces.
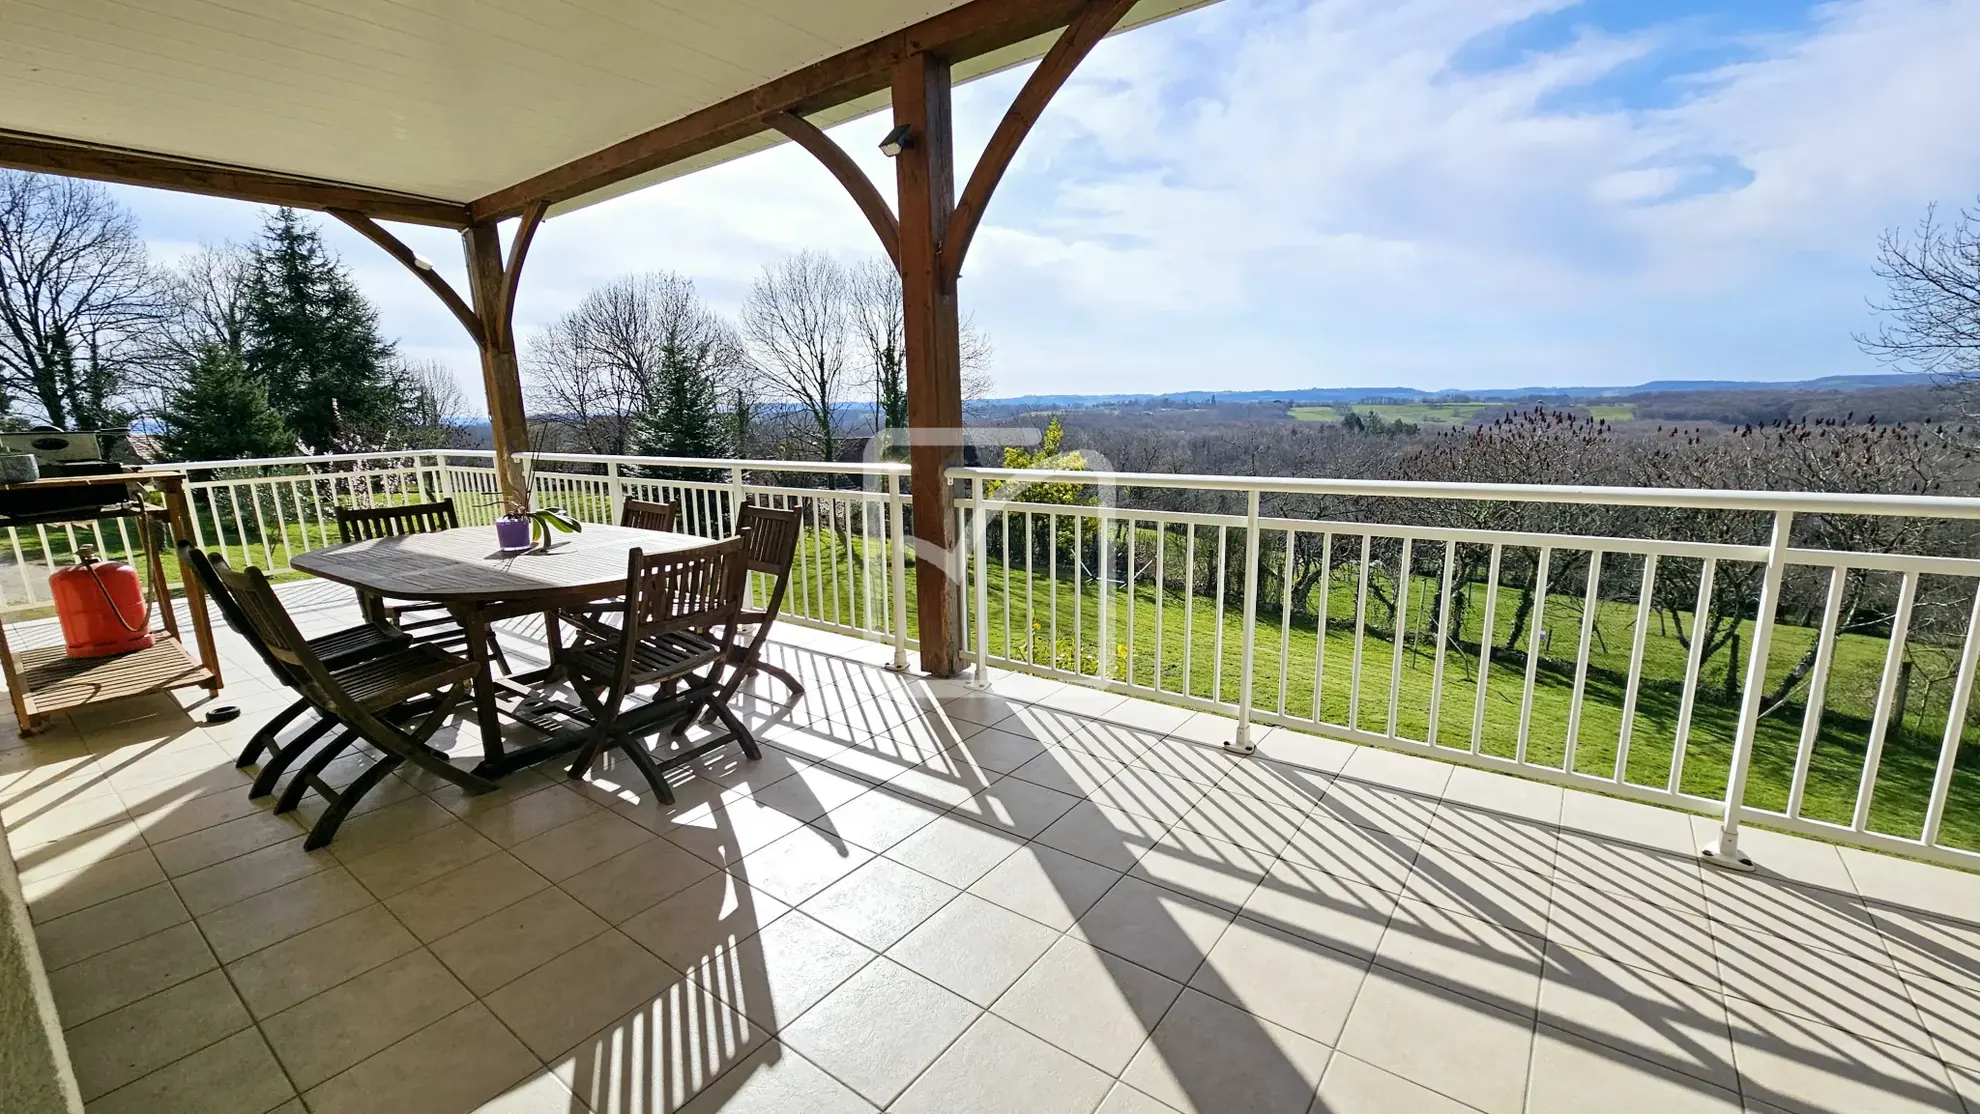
xmin=50 ymin=550 xmax=153 ymax=659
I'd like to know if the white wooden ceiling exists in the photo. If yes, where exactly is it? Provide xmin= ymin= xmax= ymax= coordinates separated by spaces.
xmin=1 ymin=0 xmax=1202 ymax=211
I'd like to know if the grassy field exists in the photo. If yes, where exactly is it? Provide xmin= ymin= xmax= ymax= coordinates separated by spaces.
xmin=1289 ymin=401 xmax=1638 ymax=425
xmin=941 ymin=533 xmax=1978 ymax=854
xmin=9 ymin=482 xmax=1968 ymax=855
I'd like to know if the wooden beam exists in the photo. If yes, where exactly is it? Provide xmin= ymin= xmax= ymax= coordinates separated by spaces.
xmin=329 ymin=210 xmax=486 ymax=348
xmin=944 ymin=0 xmax=1137 ymax=282
xmin=894 ymin=52 xmax=968 ymax=677
xmin=768 ymin=112 xmax=901 ymax=268
xmin=496 ymin=200 xmax=549 ymax=352
xmin=463 ymin=221 xmax=534 ymax=505
xmin=0 ymin=130 xmax=471 ymax=228
xmin=470 ymin=0 xmax=1088 ymax=221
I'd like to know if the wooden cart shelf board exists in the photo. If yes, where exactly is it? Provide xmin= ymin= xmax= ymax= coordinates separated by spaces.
xmin=0 ymin=472 xmax=223 ymax=734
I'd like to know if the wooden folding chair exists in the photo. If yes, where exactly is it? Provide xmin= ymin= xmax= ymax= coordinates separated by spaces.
xmin=179 ymin=541 xmax=408 ymax=788
xmin=334 ymin=497 xmax=509 ymax=672
xmin=620 ymin=498 xmax=680 ymax=533
xmin=211 ymin=555 xmax=495 ymax=848
xmin=555 ymin=536 xmax=758 ymax=804
xmin=712 ymin=503 xmax=805 ymax=704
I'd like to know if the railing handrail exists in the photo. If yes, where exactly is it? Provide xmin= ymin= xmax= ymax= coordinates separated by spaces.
xmin=136 ymin=449 xmax=444 ymax=471
xmin=515 ymin=450 xmax=909 ymax=477
xmin=951 ymin=465 xmax=1980 ymax=520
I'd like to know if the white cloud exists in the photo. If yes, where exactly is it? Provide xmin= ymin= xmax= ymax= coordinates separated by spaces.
xmin=118 ymin=0 xmax=1980 ymax=405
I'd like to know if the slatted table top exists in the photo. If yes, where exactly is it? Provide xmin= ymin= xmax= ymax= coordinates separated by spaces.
xmin=290 ymin=523 xmax=711 ymax=603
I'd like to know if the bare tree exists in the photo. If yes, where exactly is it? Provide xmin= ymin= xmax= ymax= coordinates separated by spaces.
xmin=111 ymin=241 xmax=257 ymax=416
xmin=159 ymin=243 xmax=253 ymax=362
xmin=524 ymin=272 xmax=744 ymax=455
xmin=846 ymin=254 xmax=995 ymax=445
xmin=744 ymin=250 xmax=854 ymax=463
xmin=1859 ymin=199 xmax=1980 ymax=408
xmin=0 ymin=171 xmax=164 ymax=427
xmin=395 ymin=358 xmax=475 ymax=449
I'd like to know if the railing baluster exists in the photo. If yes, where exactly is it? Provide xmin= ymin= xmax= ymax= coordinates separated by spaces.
xmin=1350 ymin=533 xmax=1370 ymax=731
xmin=889 ymin=472 xmax=908 ymax=667
xmin=1097 ymin=504 xmax=1112 ymax=683
xmin=1853 ymin=569 xmax=1919 ymax=833
xmin=1214 ymin=524 xmax=1228 ymax=704
xmin=974 ymin=477 xmax=991 ymax=677
xmin=1231 ymin=489 xmax=1262 ymax=753
xmin=1152 ymin=521 xmax=1164 ymax=691
xmin=1786 ymin=565 xmax=1848 ymax=818
xmin=1183 ymin=524 xmax=1194 ymax=696
xmin=1074 ymin=513 xmax=1085 ymax=677
xmin=1515 ymin=546 xmax=1552 ymax=766
xmin=1923 ymin=582 xmax=1980 ymax=848
xmin=1614 ymin=554 xmax=1658 ymax=784
xmin=1125 ymin=517 xmax=1137 ymax=686
xmin=1427 ymin=539 xmax=1455 ymax=747
xmin=1706 ymin=510 xmax=1793 ymax=869
xmin=1314 ymin=532 xmax=1332 ymax=723
xmin=1388 ymin=538 xmax=1412 ymax=737
xmin=1278 ymin=529 xmax=1294 ymax=716
xmin=1668 ymin=558 xmax=1717 ymax=796
xmin=1025 ymin=511 xmax=1037 ymax=668
xmin=1470 ymin=543 xmax=1502 ymax=755
xmin=1563 ymin=549 xmax=1603 ymax=774
xmin=1050 ymin=512 xmax=1061 ymax=673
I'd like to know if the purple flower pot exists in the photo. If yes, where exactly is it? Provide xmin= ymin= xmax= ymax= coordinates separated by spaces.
xmin=495 ymin=516 xmax=532 ymax=551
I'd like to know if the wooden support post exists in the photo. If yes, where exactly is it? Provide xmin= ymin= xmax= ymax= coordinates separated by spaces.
xmin=460 ymin=205 xmax=545 ymax=506
xmin=893 ymin=53 xmax=967 ymax=676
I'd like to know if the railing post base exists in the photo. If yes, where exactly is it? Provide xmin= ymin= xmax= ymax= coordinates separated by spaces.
xmin=1221 ymin=734 xmax=1257 ymax=758
xmin=1700 ymin=836 xmax=1756 ymax=873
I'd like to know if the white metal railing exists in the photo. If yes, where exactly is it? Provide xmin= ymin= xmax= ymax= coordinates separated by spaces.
xmin=954 ymin=465 xmax=1980 ymax=871
xmin=123 ymin=450 xmax=912 ymax=663
xmin=13 ymin=448 xmax=1972 ymax=871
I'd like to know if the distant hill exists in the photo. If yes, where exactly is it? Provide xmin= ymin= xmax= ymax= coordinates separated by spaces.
xmin=988 ymin=373 xmax=1933 ymax=408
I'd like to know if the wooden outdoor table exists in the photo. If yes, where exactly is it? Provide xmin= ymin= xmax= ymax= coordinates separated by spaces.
xmin=290 ymin=522 xmax=711 ymax=777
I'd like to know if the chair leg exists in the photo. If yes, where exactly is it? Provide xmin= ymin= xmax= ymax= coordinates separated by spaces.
xmin=485 ymin=629 xmax=512 ymax=676
xmin=612 ymin=735 xmax=677 ymax=806
xmin=754 ymin=661 xmax=805 ymax=699
xmin=303 ymin=754 xmax=404 ymax=851
xmin=236 ymin=698 xmax=308 ymax=768
xmin=710 ymin=699 xmax=762 ymax=761
xmin=276 ymin=729 xmax=358 ymax=814
xmin=249 ymin=715 xmax=335 ymax=799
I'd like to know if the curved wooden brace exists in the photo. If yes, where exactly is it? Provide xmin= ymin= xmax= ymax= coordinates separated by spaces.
xmin=769 ymin=112 xmax=901 ymax=269
xmin=495 ymin=199 xmax=548 ymax=351
xmin=330 ymin=208 xmax=487 ymax=348
xmin=942 ymin=0 xmax=1136 ymax=283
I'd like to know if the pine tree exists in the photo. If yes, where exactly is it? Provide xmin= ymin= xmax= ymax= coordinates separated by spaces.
xmin=630 ymin=353 xmax=725 ymax=481
xmin=241 ymin=208 xmax=404 ymax=452
xmin=157 ymin=345 xmax=293 ymax=461
xmin=876 ymin=344 xmax=908 ymax=447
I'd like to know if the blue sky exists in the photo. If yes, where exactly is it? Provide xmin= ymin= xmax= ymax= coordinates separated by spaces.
xmin=111 ymin=0 xmax=1980 ymax=413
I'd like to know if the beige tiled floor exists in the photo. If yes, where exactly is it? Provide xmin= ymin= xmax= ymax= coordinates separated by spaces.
xmin=4 ymin=580 xmax=1980 ymax=1113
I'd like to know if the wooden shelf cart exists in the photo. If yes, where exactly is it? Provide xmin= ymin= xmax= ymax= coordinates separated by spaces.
xmin=0 ymin=472 xmax=223 ymax=734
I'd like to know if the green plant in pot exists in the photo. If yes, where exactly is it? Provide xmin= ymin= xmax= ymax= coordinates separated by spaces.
xmin=490 ymin=459 xmax=582 ymax=551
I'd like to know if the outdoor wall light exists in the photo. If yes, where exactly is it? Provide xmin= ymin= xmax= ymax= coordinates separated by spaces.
xmin=879 ymin=123 xmax=915 ymax=157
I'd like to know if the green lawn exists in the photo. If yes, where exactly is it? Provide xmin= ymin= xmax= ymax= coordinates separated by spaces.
xmin=960 ymin=523 xmax=1980 ymax=853
xmin=11 ymin=475 xmax=1964 ymax=855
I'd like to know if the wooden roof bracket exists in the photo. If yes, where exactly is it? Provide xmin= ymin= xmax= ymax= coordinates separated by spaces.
xmin=329 ymin=209 xmax=487 ymax=347
xmin=940 ymin=0 xmax=1138 ymax=287
xmin=768 ymin=111 xmax=902 ymax=269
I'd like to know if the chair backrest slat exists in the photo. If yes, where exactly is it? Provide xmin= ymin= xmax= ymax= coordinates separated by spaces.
xmin=620 ymin=499 xmax=679 ymax=533
xmin=336 ymin=497 xmax=459 ymax=543
xmin=626 ymin=536 xmax=748 ymax=639
xmin=178 ymin=541 xmax=290 ymax=679
xmin=733 ymin=504 xmax=801 ymax=624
